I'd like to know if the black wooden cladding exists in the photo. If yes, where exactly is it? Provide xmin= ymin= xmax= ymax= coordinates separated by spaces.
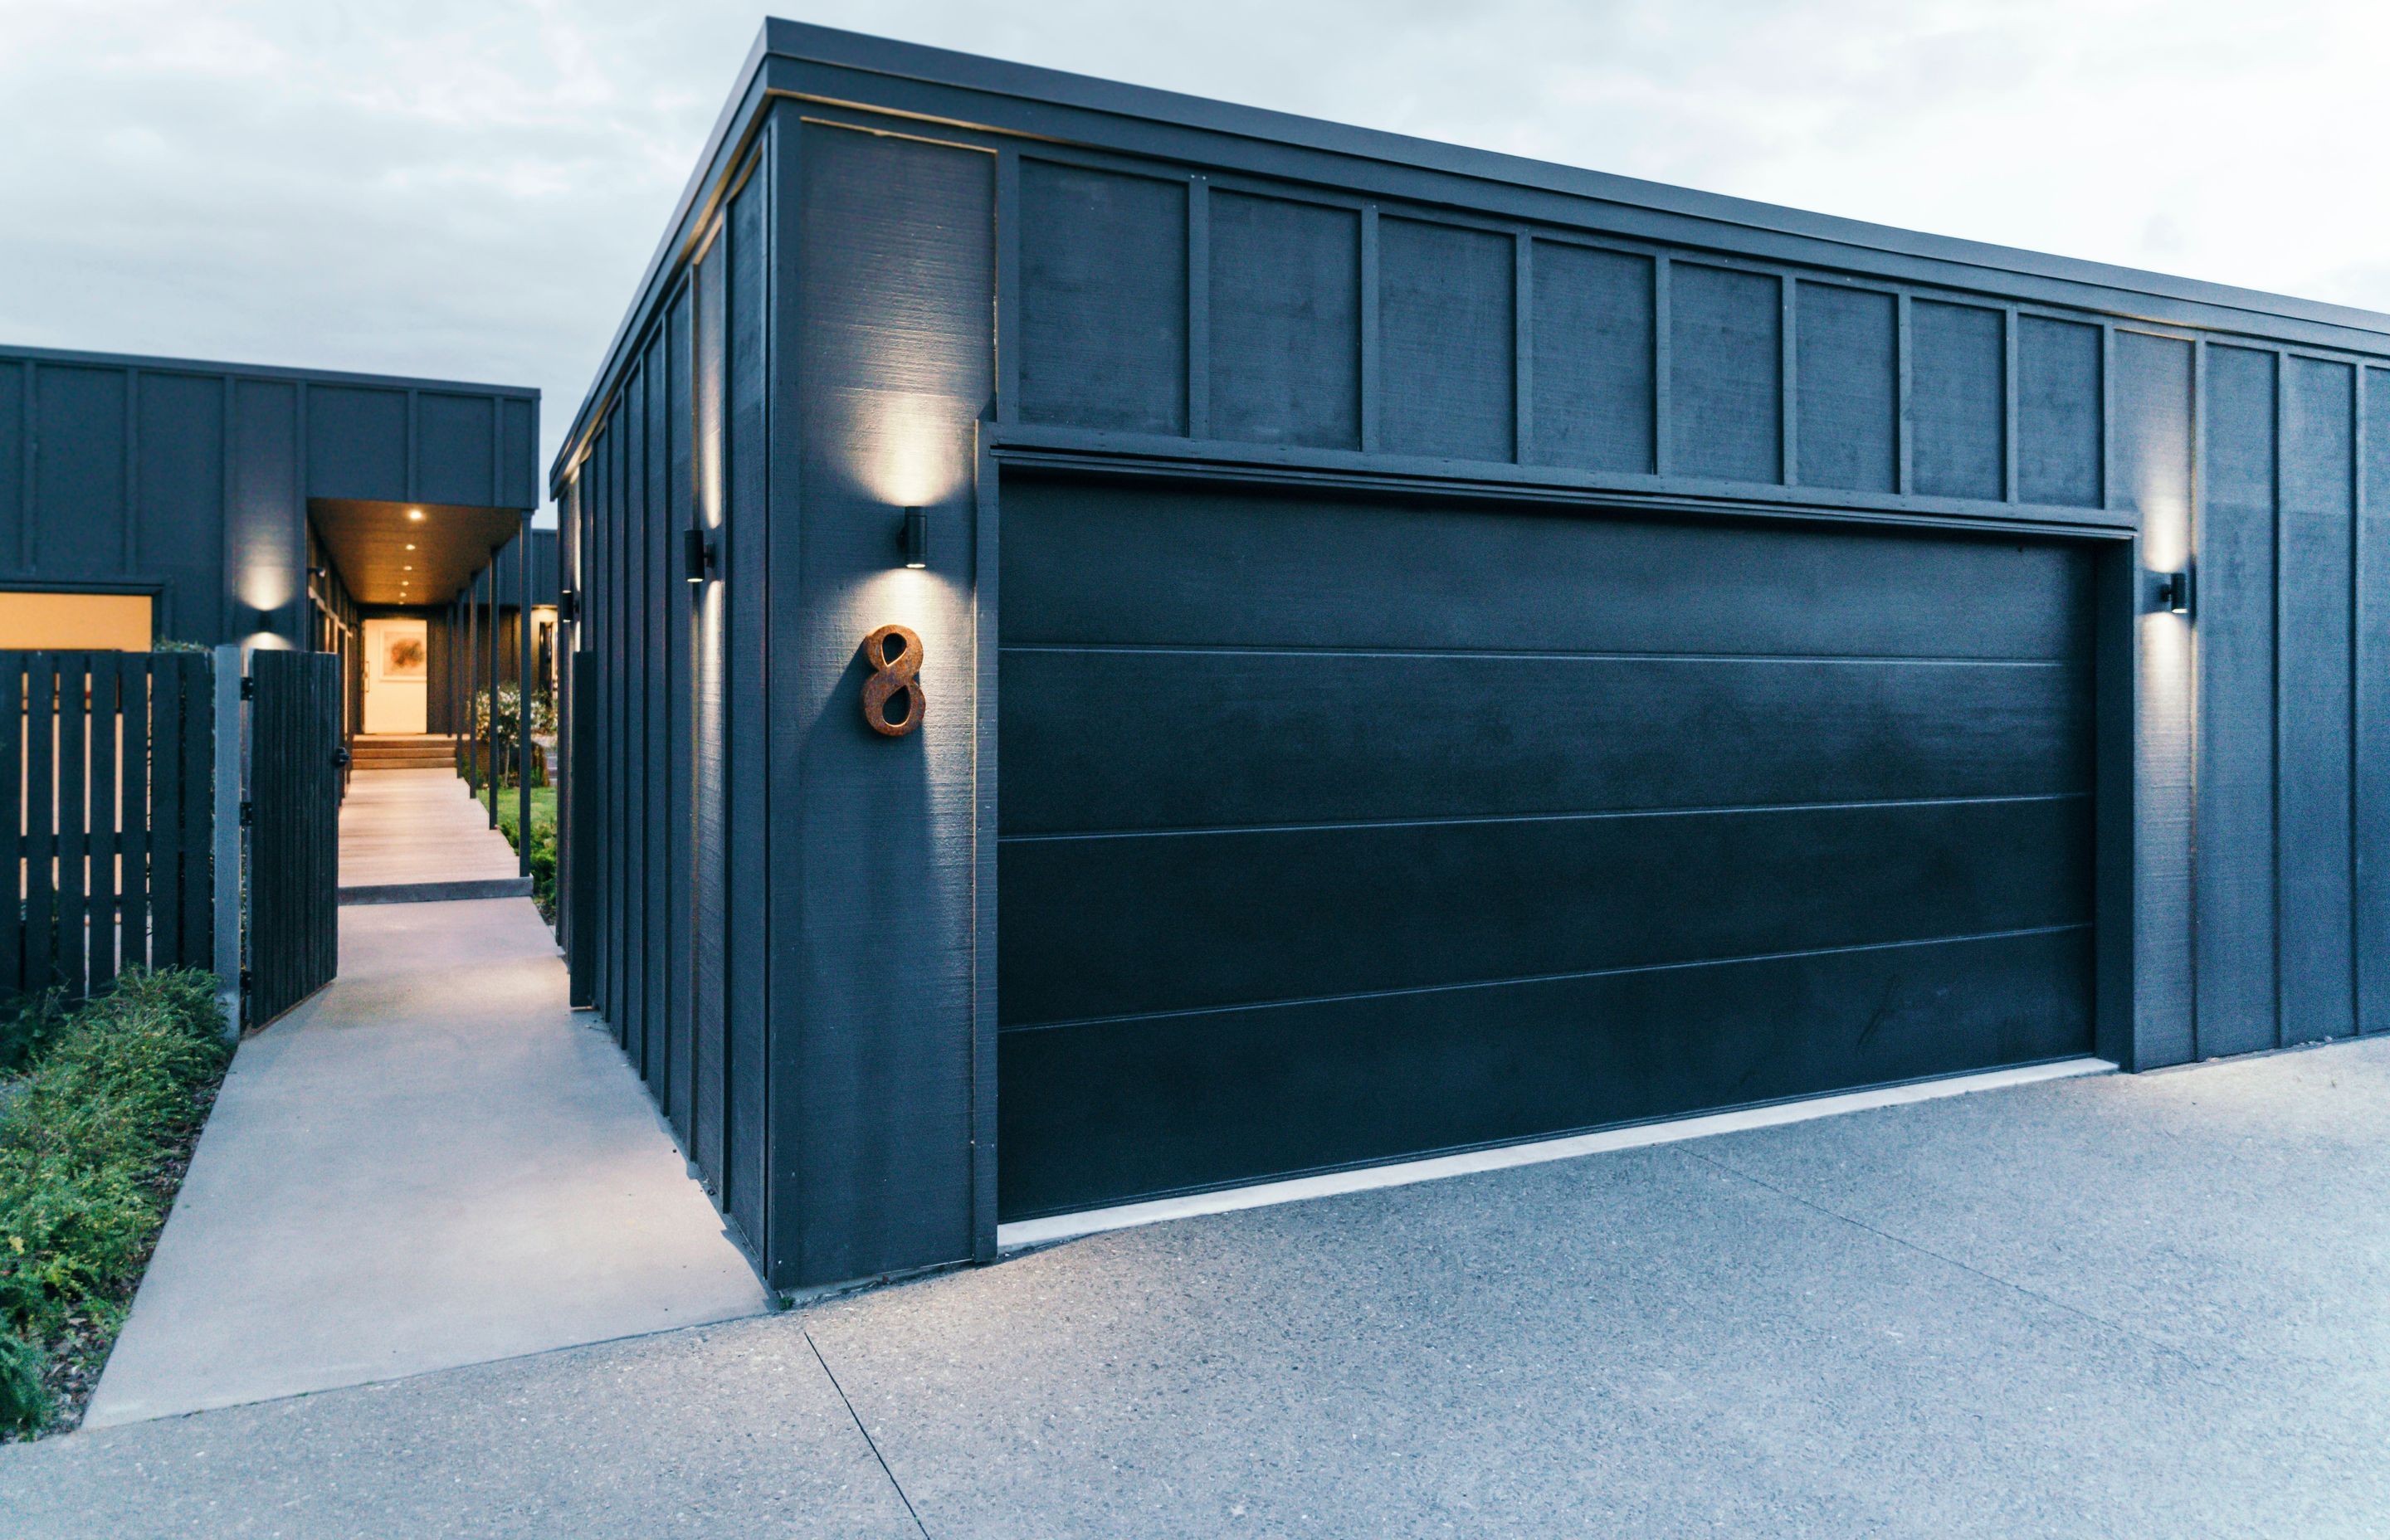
xmin=997 ymin=477 xmax=2095 ymax=1218
xmin=1 ymin=651 xmax=212 ymax=1001
xmin=549 ymin=26 xmax=2390 ymax=1281
xmin=562 ymin=149 xmax=773 ymax=1264
xmin=246 ymin=651 xmax=339 ymax=1026
xmin=0 ymin=345 xmax=537 ymax=650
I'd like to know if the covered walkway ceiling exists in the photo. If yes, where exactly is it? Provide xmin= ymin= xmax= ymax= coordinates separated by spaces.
xmin=310 ymin=498 xmax=524 ymax=607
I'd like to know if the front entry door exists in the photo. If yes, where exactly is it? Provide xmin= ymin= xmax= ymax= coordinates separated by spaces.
xmin=362 ymin=618 xmax=429 ymax=734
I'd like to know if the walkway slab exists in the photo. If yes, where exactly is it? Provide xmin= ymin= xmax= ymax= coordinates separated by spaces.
xmin=338 ymin=766 xmax=523 ymax=891
xmin=82 ymin=896 xmax=768 ymax=1427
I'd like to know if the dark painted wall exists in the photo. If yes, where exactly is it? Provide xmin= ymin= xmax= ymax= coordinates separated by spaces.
xmin=555 ymin=23 xmax=2390 ymax=1292
xmin=0 ymin=344 xmax=539 ymax=648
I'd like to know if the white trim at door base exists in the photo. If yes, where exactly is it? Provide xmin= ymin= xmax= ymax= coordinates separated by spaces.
xmin=997 ymin=1056 xmax=2114 ymax=1251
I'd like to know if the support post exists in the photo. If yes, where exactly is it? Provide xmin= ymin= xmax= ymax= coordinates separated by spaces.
xmin=463 ymin=586 xmax=477 ymax=787
xmin=485 ymin=557 xmax=498 ymax=828
xmin=211 ymin=644 xmax=245 ymax=1040
xmin=518 ymin=529 xmax=533 ymax=878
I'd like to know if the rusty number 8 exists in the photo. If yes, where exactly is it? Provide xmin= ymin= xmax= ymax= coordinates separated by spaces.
xmin=861 ymin=624 xmax=925 ymax=738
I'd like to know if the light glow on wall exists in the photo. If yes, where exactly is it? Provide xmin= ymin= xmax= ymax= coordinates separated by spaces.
xmin=855 ymin=390 xmax=973 ymax=511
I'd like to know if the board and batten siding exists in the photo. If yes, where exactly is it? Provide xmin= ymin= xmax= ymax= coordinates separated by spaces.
xmin=550 ymin=25 xmax=2390 ymax=1291
xmin=0 ymin=345 xmax=538 ymax=646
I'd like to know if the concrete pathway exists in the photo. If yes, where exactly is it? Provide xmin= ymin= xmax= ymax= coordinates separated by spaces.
xmin=79 ymin=895 xmax=769 ymax=1428
xmin=338 ymin=766 xmax=523 ymax=894
xmin=14 ymin=1036 xmax=2390 ymax=1536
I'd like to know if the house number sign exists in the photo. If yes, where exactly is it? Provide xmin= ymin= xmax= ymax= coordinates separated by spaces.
xmin=861 ymin=624 xmax=924 ymax=738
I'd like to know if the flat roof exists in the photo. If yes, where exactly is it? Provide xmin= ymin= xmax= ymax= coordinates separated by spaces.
xmin=0 ymin=340 xmax=538 ymax=402
xmin=556 ymin=17 xmax=2390 ymax=489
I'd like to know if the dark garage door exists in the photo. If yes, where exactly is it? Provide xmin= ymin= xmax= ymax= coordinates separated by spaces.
xmin=997 ymin=475 xmax=2096 ymax=1221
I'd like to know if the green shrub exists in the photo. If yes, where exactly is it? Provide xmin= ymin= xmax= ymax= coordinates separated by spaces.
xmin=0 ymin=1331 xmax=44 ymax=1432
xmin=0 ymin=967 xmax=226 ymax=1435
xmin=0 ymin=990 xmax=71 ymax=1076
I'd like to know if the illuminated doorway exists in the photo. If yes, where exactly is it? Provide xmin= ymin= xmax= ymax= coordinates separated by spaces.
xmin=362 ymin=617 xmax=430 ymax=734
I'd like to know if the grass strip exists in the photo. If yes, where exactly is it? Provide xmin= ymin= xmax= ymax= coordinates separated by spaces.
xmin=496 ymin=784 xmax=558 ymax=922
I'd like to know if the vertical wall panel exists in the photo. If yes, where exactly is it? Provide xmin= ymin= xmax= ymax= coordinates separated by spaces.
xmin=643 ymin=334 xmax=672 ymax=1099
xmin=1795 ymin=284 xmax=1897 ymax=494
xmin=1208 ymin=191 xmax=1360 ymax=448
xmin=305 ymin=387 xmax=409 ymax=503
xmin=622 ymin=362 xmax=650 ymax=1079
xmin=2197 ymin=345 xmax=2280 ymax=1056
xmin=504 ymin=397 xmax=539 ymax=509
xmin=692 ymin=232 xmax=728 ymax=1197
xmin=2114 ymin=330 xmax=2196 ymax=1068
xmin=0 ymin=365 xmax=23 ymax=568
xmin=724 ymin=168 xmax=771 ymax=1246
xmin=1376 ymin=217 xmax=1514 ymax=461
xmin=2018 ymin=316 xmax=2104 ymax=507
xmin=1527 ymin=243 xmax=1653 ymax=474
xmin=416 ymin=393 xmax=498 ymax=507
xmin=229 ymin=379 xmax=301 ymax=641
xmin=1668 ymin=264 xmax=1781 ymax=485
xmin=603 ymin=418 xmax=627 ymax=1031
xmin=1019 ymin=161 xmax=1187 ymax=434
xmin=1910 ymin=300 xmax=2004 ymax=501
xmin=787 ymin=122 xmax=990 ymax=1284
xmin=2360 ymin=368 xmax=2390 ymax=1036
xmin=666 ymin=284 xmax=697 ymax=1143
xmin=137 ymin=374 xmax=226 ymax=640
xmin=34 ymin=367 xmax=128 ymax=578
xmin=2279 ymin=355 xmax=2356 ymax=1043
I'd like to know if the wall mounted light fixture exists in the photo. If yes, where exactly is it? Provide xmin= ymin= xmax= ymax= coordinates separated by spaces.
xmin=2152 ymin=568 xmax=2194 ymax=617
xmin=902 ymin=506 xmax=929 ymax=569
xmin=684 ymin=526 xmax=717 ymax=585
xmin=558 ymin=588 xmax=579 ymax=623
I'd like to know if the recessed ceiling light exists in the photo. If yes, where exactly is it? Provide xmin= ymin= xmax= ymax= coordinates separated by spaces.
xmin=407 ymin=509 xmax=424 ymax=521
xmin=405 ymin=543 xmax=416 ymax=550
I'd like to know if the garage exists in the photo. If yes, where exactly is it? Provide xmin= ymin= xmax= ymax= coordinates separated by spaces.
xmin=554 ymin=25 xmax=2390 ymax=1293
xmin=997 ymin=475 xmax=2095 ymax=1220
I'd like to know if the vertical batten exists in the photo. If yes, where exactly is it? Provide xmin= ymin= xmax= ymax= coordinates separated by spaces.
xmin=1651 ymin=256 xmax=1671 ymax=478
xmin=994 ymin=148 xmax=1022 ymax=426
xmin=1187 ymin=178 xmax=1210 ymax=441
xmin=2355 ymin=365 xmax=2390 ymax=1034
xmin=1358 ymin=206 xmax=1381 ymax=456
xmin=1895 ymin=293 xmax=1913 ymax=496
xmin=1513 ymin=235 xmax=1533 ymax=466
xmin=123 ymin=370 xmax=139 ymax=570
xmin=2003 ymin=307 xmax=2022 ymax=503
xmin=1779 ymin=275 xmax=1798 ymax=486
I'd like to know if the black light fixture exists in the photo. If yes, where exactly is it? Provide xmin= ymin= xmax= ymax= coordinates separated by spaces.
xmin=2153 ymin=567 xmax=2194 ymax=616
xmin=684 ymin=525 xmax=717 ymax=584
xmin=902 ymin=505 xmax=929 ymax=569
xmin=558 ymin=587 xmax=579 ymax=623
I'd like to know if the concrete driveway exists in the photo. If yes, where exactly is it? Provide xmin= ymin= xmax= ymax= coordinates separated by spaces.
xmin=9 ymin=1036 xmax=2390 ymax=1538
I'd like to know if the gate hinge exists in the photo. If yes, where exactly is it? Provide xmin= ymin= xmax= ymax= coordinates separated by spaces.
xmin=240 ymin=676 xmax=256 ymax=699
xmin=240 ymin=800 xmax=254 ymax=827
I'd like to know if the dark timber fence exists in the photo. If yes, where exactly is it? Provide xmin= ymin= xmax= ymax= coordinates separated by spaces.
xmin=2 ymin=651 xmax=215 ymax=1002
xmin=245 ymin=651 xmax=341 ymax=1026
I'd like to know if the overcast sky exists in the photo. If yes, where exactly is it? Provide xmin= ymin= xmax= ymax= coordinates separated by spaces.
xmin=5 ymin=0 xmax=2386 ymax=518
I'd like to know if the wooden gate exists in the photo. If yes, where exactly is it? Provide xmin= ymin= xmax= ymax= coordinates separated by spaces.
xmin=2 ymin=651 xmax=217 ymax=1002
xmin=245 ymin=650 xmax=340 ymax=1026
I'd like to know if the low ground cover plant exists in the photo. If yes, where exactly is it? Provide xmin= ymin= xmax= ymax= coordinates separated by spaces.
xmin=0 ymin=969 xmax=227 ymax=1436
xmin=498 ymin=785 xmax=558 ymax=921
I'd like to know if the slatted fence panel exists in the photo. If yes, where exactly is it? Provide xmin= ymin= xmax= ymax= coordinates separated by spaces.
xmin=246 ymin=650 xmax=339 ymax=1026
xmin=3 ymin=651 xmax=214 ymax=1002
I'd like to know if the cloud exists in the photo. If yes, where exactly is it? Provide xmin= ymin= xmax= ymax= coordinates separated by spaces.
xmin=4 ymin=0 xmax=2387 ymax=519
